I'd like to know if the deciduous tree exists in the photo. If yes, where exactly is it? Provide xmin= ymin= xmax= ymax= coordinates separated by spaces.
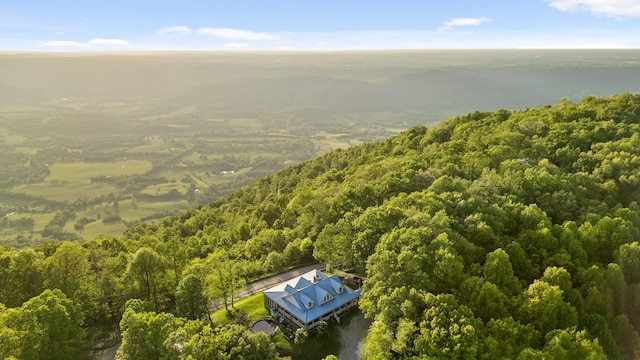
xmin=44 ymin=242 xmax=94 ymax=316
xmin=414 ymin=293 xmax=483 ymax=359
xmin=126 ymin=247 xmax=168 ymax=310
xmin=3 ymin=289 xmax=84 ymax=360
xmin=176 ymin=273 xmax=209 ymax=321
xmin=117 ymin=303 xmax=183 ymax=360
xmin=519 ymin=280 xmax=577 ymax=335
xmin=484 ymin=248 xmax=522 ymax=296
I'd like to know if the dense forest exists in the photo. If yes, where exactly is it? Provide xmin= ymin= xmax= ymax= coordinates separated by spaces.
xmin=2 ymin=93 xmax=640 ymax=359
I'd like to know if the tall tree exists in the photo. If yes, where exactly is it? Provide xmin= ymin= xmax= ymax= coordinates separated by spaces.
xmin=351 ymin=206 xmax=406 ymax=271
xmin=2 ymin=248 xmax=45 ymax=308
xmin=485 ymin=317 xmax=540 ymax=359
xmin=483 ymin=248 xmax=522 ymax=296
xmin=313 ymin=223 xmax=345 ymax=272
xmin=617 ymin=241 xmax=640 ymax=283
xmin=519 ymin=280 xmax=577 ymax=335
xmin=206 ymin=251 xmax=246 ymax=311
xmin=2 ymin=289 xmax=84 ymax=360
xmin=542 ymin=328 xmax=607 ymax=360
xmin=116 ymin=304 xmax=183 ymax=360
xmin=176 ymin=273 xmax=209 ymax=321
xmin=126 ymin=247 xmax=168 ymax=310
xmin=414 ymin=293 xmax=483 ymax=359
xmin=44 ymin=242 xmax=94 ymax=316
xmin=0 ymin=303 xmax=20 ymax=359
xmin=86 ymin=244 xmax=129 ymax=325
xmin=460 ymin=276 xmax=510 ymax=322
xmin=181 ymin=324 xmax=231 ymax=360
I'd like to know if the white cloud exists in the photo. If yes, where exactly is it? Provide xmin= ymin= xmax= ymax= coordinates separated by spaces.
xmin=546 ymin=0 xmax=640 ymax=17
xmin=43 ymin=40 xmax=86 ymax=48
xmin=157 ymin=26 xmax=192 ymax=34
xmin=196 ymin=27 xmax=276 ymax=40
xmin=88 ymin=38 xmax=129 ymax=46
xmin=41 ymin=38 xmax=128 ymax=49
xmin=441 ymin=17 xmax=491 ymax=30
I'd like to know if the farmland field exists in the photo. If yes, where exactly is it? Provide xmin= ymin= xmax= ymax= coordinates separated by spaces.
xmin=1 ymin=50 xmax=639 ymax=246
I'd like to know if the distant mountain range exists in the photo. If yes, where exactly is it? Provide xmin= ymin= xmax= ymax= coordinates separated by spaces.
xmin=1 ymin=50 xmax=639 ymax=121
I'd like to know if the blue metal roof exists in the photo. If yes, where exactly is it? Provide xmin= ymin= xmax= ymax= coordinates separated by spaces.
xmin=263 ymin=269 xmax=361 ymax=325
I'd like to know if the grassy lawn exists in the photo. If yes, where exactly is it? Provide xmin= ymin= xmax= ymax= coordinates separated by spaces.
xmin=210 ymin=292 xmax=270 ymax=326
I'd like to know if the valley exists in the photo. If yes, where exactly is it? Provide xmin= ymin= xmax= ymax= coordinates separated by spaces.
xmin=2 ymin=50 xmax=640 ymax=246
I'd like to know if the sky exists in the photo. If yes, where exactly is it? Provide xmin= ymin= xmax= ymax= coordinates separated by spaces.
xmin=1 ymin=0 xmax=640 ymax=51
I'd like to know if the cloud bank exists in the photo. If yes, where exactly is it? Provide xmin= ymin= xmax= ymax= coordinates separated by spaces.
xmin=43 ymin=38 xmax=129 ymax=49
xmin=157 ymin=26 xmax=192 ymax=34
xmin=546 ymin=0 xmax=640 ymax=17
xmin=196 ymin=27 xmax=276 ymax=41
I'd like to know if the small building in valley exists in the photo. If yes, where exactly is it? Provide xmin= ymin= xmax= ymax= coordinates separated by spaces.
xmin=263 ymin=269 xmax=361 ymax=331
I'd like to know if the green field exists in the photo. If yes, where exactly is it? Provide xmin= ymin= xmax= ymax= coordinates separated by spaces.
xmin=47 ymin=160 xmax=152 ymax=183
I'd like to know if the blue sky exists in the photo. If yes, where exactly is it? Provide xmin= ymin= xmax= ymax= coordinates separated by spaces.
xmin=2 ymin=0 xmax=640 ymax=51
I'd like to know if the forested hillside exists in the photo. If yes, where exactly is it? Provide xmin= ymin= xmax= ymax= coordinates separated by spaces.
xmin=2 ymin=94 xmax=640 ymax=359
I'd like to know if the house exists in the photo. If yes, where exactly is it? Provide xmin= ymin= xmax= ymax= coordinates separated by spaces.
xmin=263 ymin=269 xmax=361 ymax=331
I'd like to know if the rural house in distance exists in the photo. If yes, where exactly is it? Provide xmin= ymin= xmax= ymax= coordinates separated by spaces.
xmin=263 ymin=269 xmax=361 ymax=331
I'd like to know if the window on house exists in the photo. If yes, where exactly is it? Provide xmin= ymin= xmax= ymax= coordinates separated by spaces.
xmin=321 ymin=293 xmax=334 ymax=304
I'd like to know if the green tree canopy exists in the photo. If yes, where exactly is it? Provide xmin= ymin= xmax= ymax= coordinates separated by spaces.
xmin=175 ymin=273 xmax=209 ymax=321
xmin=1 ymin=289 xmax=84 ymax=360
